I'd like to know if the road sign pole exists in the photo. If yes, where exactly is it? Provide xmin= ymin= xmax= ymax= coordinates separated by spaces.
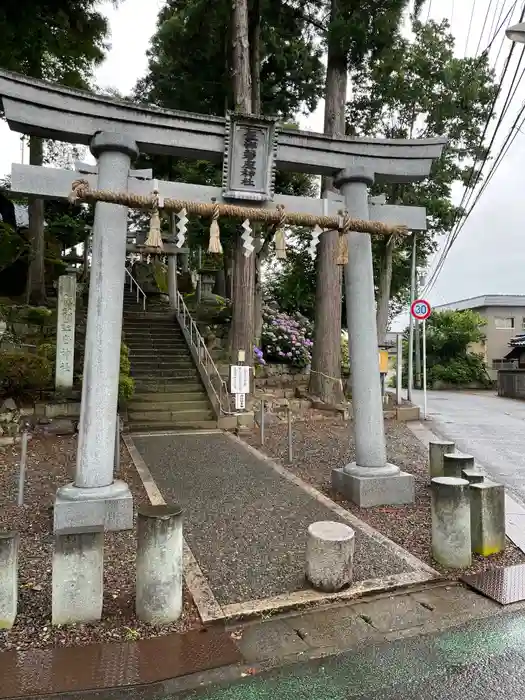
xmin=396 ymin=332 xmax=403 ymax=406
xmin=423 ymin=318 xmax=427 ymax=420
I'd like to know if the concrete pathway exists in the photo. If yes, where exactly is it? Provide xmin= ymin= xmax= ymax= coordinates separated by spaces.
xmin=411 ymin=389 xmax=525 ymax=551
xmin=128 ymin=431 xmax=433 ymax=619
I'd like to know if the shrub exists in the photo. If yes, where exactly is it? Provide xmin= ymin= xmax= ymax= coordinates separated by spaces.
xmin=0 ymin=351 xmax=52 ymax=394
xmin=120 ymin=343 xmax=131 ymax=375
xmin=37 ymin=341 xmax=56 ymax=362
xmin=118 ymin=374 xmax=135 ymax=402
xmin=261 ymin=306 xmax=313 ymax=368
xmin=428 ymin=354 xmax=490 ymax=387
xmin=26 ymin=306 xmax=53 ymax=327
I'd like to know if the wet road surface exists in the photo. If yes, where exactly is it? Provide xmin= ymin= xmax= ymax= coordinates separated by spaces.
xmin=413 ymin=390 xmax=525 ymax=505
xmin=176 ymin=610 xmax=525 ymax=699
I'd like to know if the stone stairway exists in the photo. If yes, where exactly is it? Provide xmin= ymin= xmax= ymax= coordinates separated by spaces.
xmin=122 ymin=286 xmax=217 ymax=431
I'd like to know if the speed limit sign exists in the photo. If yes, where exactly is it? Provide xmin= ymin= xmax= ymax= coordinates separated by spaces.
xmin=411 ymin=299 xmax=431 ymax=321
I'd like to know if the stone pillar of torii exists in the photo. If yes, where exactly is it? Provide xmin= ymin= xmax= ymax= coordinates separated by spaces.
xmin=0 ymin=69 xmax=445 ymax=520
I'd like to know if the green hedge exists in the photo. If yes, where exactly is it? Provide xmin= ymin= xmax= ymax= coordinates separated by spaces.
xmin=0 ymin=351 xmax=52 ymax=394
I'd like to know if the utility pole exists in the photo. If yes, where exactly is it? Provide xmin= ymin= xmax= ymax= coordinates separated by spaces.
xmin=407 ymin=232 xmax=417 ymax=402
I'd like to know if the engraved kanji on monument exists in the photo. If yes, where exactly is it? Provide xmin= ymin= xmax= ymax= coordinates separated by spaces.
xmin=55 ymin=274 xmax=77 ymax=390
xmin=222 ymin=113 xmax=278 ymax=202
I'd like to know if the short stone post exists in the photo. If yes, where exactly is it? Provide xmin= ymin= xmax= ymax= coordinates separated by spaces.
xmin=431 ymin=477 xmax=471 ymax=568
xmin=52 ymin=525 xmax=104 ymax=626
xmin=0 ymin=532 xmax=19 ymax=629
xmin=428 ymin=440 xmax=455 ymax=479
xmin=55 ymin=274 xmax=77 ymax=391
xmin=470 ymin=483 xmax=506 ymax=556
xmin=462 ymin=468 xmax=484 ymax=485
xmin=443 ymin=452 xmax=474 ymax=479
xmin=136 ymin=504 xmax=183 ymax=624
xmin=305 ymin=521 xmax=355 ymax=592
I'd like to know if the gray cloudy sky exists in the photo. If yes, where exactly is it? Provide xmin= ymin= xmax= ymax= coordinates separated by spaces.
xmin=0 ymin=0 xmax=523 ymax=316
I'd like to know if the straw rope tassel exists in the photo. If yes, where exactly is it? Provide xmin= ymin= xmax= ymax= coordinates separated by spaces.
xmin=273 ymin=205 xmax=287 ymax=259
xmin=145 ymin=182 xmax=164 ymax=251
xmin=208 ymin=201 xmax=223 ymax=254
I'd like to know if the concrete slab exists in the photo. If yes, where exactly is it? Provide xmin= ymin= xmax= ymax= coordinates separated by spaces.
xmin=411 ymin=585 xmax=499 ymax=617
xmin=235 ymin=619 xmax=310 ymax=662
xmin=352 ymin=595 xmax=433 ymax=632
xmin=289 ymin=606 xmax=373 ymax=649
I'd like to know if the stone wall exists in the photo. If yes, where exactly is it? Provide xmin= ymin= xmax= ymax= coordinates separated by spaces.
xmin=255 ymin=363 xmax=310 ymax=388
xmin=0 ymin=398 xmax=79 ymax=446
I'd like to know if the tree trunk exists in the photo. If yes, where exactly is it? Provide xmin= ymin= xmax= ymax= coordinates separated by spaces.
xmin=308 ymin=0 xmax=346 ymax=404
xmin=230 ymin=0 xmax=255 ymax=365
xmin=376 ymin=237 xmax=395 ymax=345
xmin=26 ymin=136 xmax=46 ymax=305
xmin=248 ymin=0 xmax=261 ymax=116
xmin=231 ymin=0 xmax=252 ymax=114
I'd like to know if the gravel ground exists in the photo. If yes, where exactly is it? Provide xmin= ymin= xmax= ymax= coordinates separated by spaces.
xmin=243 ymin=419 xmax=525 ymax=579
xmin=0 ymin=435 xmax=201 ymax=651
xmin=132 ymin=432 xmax=411 ymax=607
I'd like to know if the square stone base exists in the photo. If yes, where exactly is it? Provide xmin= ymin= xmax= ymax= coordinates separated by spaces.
xmin=54 ymin=491 xmax=133 ymax=532
xmin=332 ymin=466 xmax=415 ymax=508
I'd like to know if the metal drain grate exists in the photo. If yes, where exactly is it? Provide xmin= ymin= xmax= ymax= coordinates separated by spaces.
xmin=461 ymin=564 xmax=525 ymax=605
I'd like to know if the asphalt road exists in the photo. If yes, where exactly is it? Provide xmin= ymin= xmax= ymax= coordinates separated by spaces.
xmin=175 ymin=610 xmax=525 ymax=699
xmin=413 ymin=390 xmax=525 ymax=505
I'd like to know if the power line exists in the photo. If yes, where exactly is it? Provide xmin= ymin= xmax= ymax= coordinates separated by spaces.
xmin=465 ymin=0 xmax=478 ymax=55
xmin=424 ymin=102 xmax=525 ymax=292
xmin=423 ymin=3 xmax=525 ymax=294
xmin=476 ymin=0 xmax=495 ymax=56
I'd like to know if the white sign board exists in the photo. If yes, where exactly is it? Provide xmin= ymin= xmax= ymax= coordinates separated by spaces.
xmin=235 ymin=393 xmax=246 ymax=410
xmin=230 ymin=365 xmax=250 ymax=394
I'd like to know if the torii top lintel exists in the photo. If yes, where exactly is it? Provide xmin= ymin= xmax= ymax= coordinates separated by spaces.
xmin=0 ymin=69 xmax=446 ymax=183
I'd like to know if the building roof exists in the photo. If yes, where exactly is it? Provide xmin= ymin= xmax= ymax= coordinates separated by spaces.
xmin=434 ymin=295 xmax=525 ymax=311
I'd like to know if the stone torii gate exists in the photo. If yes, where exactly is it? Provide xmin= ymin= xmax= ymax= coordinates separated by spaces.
xmin=0 ymin=69 xmax=445 ymax=516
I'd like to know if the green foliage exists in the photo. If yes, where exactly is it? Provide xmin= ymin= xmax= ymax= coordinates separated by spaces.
xmin=429 ymin=354 xmax=489 ymax=387
xmin=37 ymin=341 xmax=56 ymax=361
xmin=118 ymin=375 xmax=135 ymax=403
xmin=0 ymin=222 xmax=28 ymax=273
xmin=415 ymin=310 xmax=491 ymax=387
xmin=346 ymin=19 xmax=497 ymax=310
xmin=263 ymin=233 xmax=317 ymax=319
xmin=0 ymin=351 xmax=52 ymax=394
xmin=0 ymin=3 xmax=109 ymax=88
xmin=119 ymin=343 xmax=134 ymax=402
xmin=26 ymin=306 xmax=52 ymax=327
xmin=136 ymin=0 xmax=324 ymax=119
xmin=120 ymin=343 xmax=131 ymax=377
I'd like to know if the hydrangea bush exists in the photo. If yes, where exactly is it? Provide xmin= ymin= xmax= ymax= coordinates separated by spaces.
xmin=259 ymin=305 xmax=313 ymax=368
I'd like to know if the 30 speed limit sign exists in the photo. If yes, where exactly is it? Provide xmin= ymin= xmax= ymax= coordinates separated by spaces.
xmin=411 ymin=298 xmax=431 ymax=321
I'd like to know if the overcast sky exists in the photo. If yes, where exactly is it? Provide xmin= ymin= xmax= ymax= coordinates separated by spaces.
xmin=1 ymin=0 xmax=524 ymax=317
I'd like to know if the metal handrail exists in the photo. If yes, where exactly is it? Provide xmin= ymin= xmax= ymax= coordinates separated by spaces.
xmin=125 ymin=267 xmax=146 ymax=311
xmin=175 ymin=290 xmax=230 ymax=414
